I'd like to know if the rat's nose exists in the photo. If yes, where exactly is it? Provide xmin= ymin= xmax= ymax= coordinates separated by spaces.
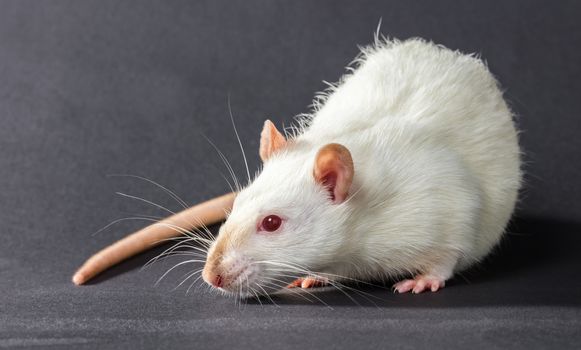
xmin=212 ymin=275 xmax=223 ymax=288
xmin=202 ymin=261 xmax=225 ymax=288
xmin=203 ymin=268 xmax=224 ymax=288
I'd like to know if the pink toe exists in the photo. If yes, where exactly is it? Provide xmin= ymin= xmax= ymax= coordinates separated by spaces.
xmin=412 ymin=280 xmax=427 ymax=294
xmin=393 ymin=280 xmax=415 ymax=293
xmin=394 ymin=277 xmax=446 ymax=294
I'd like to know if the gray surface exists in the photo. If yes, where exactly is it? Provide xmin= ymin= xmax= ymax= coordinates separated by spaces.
xmin=1 ymin=0 xmax=581 ymax=348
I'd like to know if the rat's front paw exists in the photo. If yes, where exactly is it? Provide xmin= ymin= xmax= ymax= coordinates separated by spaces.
xmin=393 ymin=275 xmax=445 ymax=294
xmin=287 ymin=276 xmax=328 ymax=289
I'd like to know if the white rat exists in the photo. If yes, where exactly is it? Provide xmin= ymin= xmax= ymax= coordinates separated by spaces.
xmin=73 ymin=38 xmax=521 ymax=296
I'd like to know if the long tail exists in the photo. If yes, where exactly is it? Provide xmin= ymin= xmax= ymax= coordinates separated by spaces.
xmin=72 ymin=192 xmax=236 ymax=285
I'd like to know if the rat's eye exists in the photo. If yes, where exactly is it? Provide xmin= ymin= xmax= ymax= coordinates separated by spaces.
xmin=260 ymin=215 xmax=282 ymax=232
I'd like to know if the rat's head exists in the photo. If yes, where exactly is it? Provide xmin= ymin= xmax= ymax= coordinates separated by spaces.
xmin=202 ymin=120 xmax=354 ymax=297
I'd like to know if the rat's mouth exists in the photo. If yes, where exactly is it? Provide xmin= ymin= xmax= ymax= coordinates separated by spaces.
xmin=218 ymin=265 xmax=258 ymax=295
xmin=209 ymin=261 xmax=299 ymax=298
xmin=218 ymin=265 xmax=292 ymax=298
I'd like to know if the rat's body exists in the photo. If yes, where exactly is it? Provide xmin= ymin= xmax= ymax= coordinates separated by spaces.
xmin=74 ymin=38 xmax=521 ymax=295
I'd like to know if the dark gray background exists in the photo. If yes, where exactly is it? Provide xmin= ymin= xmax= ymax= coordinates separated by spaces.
xmin=1 ymin=0 xmax=580 ymax=349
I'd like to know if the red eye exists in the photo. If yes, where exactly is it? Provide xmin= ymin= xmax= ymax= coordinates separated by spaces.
xmin=260 ymin=215 xmax=282 ymax=232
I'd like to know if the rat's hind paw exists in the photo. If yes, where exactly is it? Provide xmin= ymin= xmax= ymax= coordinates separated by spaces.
xmin=392 ymin=275 xmax=445 ymax=294
xmin=287 ymin=276 xmax=328 ymax=289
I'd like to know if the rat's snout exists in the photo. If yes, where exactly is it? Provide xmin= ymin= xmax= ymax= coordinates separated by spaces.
xmin=201 ymin=222 xmax=260 ymax=296
xmin=202 ymin=237 xmax=256 ymax=293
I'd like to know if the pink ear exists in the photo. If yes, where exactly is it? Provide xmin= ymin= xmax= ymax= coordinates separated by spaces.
xmin=259 ymin=120 xmax=287 ymax=162
xmin=313 ymin=143 xmax=354 ymax=203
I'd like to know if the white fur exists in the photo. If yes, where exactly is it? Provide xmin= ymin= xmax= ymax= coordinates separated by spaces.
xmin=207 ymin=38 xmax=521 ymax=295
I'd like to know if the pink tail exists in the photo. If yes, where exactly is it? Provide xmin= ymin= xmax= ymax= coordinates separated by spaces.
xmin=72 ymin=192 xmax=236 ymax=285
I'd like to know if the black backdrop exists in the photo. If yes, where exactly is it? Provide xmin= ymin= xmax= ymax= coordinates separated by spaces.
xmin=1 ymin=1 xmax=580 ymax=349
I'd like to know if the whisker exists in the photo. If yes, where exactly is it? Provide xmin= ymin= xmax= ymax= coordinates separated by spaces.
xmin=264 ymin=276 xmax=332 ymax=308
xmin=111 ymin=211 xmax=215 ymax=244
xmin=186 ymin=274 xmax=205 ymax=295
xmin=127 ymin=209 xmax=217 ymax=245
xmin=145 ymin=251 xmax=207 ymax=268
xmin=91 ymin=216 xmax=151 ymax=236
xmin=250 ymin=287 xmax=263 ymax=306
xmin=256 ymin=260 xmax=386 ymax=306
xmin=155 ymin=259 xmax=206 ymax=286
xmin=156 ymin=235 xmax=212 ymax=248
xmin=90 ymin=215 xmax=210 ymax=248
xmin=227 ymin=94 xmax=251 ymax=184
xmin=326 ymin=280 xmax=379 ymax=306
xmin=260 ymin=279 xmax=316 ymax=304
xmin=258 ymin=260 xmax=387 ymax=288
xmin=253 ymin=282 xmax=279 ymax=307
xmin=107 ymin=174 xmax=189 ymax=209
xmin=210 ymin=165 xmax=236 ymax=194
xmin=202 ymin=134 xmax=241 ymax=192
xmin=244 ymin=275 xmax=262 ymax=306
xmin=115 ymin=192 xmax=176 ymax=216
xmin=140 ymin=213 xmax=216 ymax=246
xmin=173 ymin=268 xmax=204 ymax=291
xmin=144 ymin=240 xmax=208 ymax=269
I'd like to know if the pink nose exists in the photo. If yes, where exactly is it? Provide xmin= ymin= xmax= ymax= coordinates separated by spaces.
xmin=211 ymin=275 xmax=223 ymax=288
